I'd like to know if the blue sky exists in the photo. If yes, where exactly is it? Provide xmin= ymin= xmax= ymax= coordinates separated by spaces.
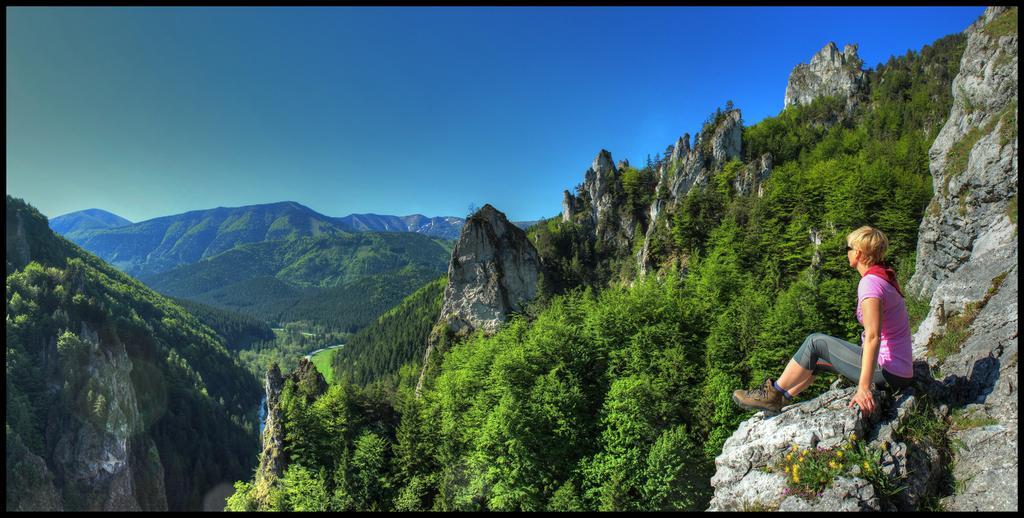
xmin=7 ymin=6 xmax=984 ymax=223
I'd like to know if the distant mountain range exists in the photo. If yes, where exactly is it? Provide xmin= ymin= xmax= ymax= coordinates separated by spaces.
xmin=336 ymin=213 xmax=466 ymax=239
xmin=48 ymin=208 xmax=132 ymax=238
xmin=50 ymin=202 xmax=541 ymax=278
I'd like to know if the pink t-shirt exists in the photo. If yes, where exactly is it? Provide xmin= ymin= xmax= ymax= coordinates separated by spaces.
xmin=856 ymin=274 xmax=914 ymax=378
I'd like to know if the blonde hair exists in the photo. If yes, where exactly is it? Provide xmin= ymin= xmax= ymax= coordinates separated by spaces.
xmin=846 ymin=226 xmax=889 ymax=266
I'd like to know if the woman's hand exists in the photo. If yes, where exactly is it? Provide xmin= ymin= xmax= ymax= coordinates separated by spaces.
xmin=849 ymin=386 xmax=876 ymax=416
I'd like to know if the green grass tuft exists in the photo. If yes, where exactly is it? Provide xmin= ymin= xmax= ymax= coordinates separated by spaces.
xmin=982 ymin=7 xmax=1018 ymax=40
xmin=998 ymin=101 xmax=1017 ymax=147
xmin=905 ymin=293 xmax=931 ymax=335
xmin=927 ymin=270 xmax=1009 ymax=362
xmin=1006 ymin=193 xmax=1018 ymax=228
xmin=769 ymin=436 xmax=902 ymax=503
xmin=950 ymin=407 xmax=999 ymax=432
xmin=944 ymin=103 xmax=1016 ymax=187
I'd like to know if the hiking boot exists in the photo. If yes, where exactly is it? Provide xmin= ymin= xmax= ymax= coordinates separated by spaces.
xmin=733 ymin=378 xmax=785 ymax=414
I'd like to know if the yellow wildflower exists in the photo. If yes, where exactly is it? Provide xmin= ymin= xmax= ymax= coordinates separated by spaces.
xmin=829 ymin=461 xmax=840 ymax=469
xmin=836 ymin=451 xmax=844 ymax=458
xmin=799 ymin=456 xmax=806 ymax=463
xmin=849 ymin=433 xmax=857 ymax=442
xmin=786 ymin=453 xmax=794 ymax=461
xmin=863 ymin=461 xmax=871 ymax=472
xmin=802 ymin=449 xmax=809 ymax=456
xmin=843 ymin=443 xmax=852 ymax=450
xmin=792 ymin=444 xmax=799 ymax=452
xmin=783 ymin=465 xmax=790 ymax=474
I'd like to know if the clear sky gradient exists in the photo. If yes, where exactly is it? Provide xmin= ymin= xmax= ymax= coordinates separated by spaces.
xmin=7 ymin=6 xmax=985 ymax=223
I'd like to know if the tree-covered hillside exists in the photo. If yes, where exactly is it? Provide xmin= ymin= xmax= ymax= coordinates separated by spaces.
xmin=48 ymin=208 xmax=132 ymax=239
xmin=66 ymin=201 xmax=351 ymax=277
xmin=142 ymin=231 xmax=451 ymax=292
xmin=330 ymin=276 xmax=447 ymax=386
xmin=227 ymin=31 xmax=967 ymax=511
xmin=6 ymin=196 xmax=263 ymax=511
xmin=172 ymin=297 xmax=276 ymax=350
xmin=142 ymin=233 xmax=452 ymax=332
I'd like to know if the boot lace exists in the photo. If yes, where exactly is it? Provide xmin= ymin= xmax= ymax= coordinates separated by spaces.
xmin=752 ymin=378 xmax=773 ymax=399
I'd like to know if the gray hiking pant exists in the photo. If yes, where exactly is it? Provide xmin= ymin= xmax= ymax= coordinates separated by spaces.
xmin=793 ymin=333 xmax=912 ymax=389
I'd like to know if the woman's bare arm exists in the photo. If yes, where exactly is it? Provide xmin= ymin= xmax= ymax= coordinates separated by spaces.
xmin=850 ymin=297 xmax=881 ymax=415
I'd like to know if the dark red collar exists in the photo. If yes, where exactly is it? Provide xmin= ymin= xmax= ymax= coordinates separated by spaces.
xmin=863 ymin=264 xmax=904 ymax=298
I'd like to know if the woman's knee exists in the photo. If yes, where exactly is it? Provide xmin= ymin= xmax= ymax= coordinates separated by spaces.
xmin=794 ymin=334 xmax=824 ymax=369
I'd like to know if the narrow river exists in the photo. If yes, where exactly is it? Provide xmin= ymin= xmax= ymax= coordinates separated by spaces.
xmin=303 ymin=343 xmax=345 ymax=360
xmin=258 ymin=397 xmax=267 ymax=437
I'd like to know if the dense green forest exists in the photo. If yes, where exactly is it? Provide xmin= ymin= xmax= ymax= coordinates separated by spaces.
xmin=330 ymin=276 xmax=447 ymax=386
xmin=6 ymin=196 xmax=263 ymax=511
xmin=226 ymin=32 xmax=964 ymax=511
xmin=142 ymin=233 xmax=451 ymax=332
xmin=142 ymin=231 xmax=451 ymax=293
xmin=172 ymin=297 xmax=276 ymax=350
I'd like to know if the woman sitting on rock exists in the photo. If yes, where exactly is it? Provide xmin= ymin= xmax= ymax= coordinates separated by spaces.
xmin=733 ymin=226 xmax=914 ymax=416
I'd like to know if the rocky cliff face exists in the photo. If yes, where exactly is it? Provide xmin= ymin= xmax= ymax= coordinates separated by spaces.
xmin=7 ymin=322 xmax=169 ymax=511
xmin=709 ymin=7 xmax=1018 ymax=511
xmin=733 ymin=153 xmax=774 ymax=197
xmin=904 ymin=7 xmax=1018 ymax=511
xmin=6 ymin=428 xmax=64 ymax=511
xmin=784 ymin=41 xmax=868 ymax=109
xmin=936 ymin=265 xmax=1017 ymax=512
xmin=711 ymin=109 xmax=744 ymax=171
xmin=636 ymin=109 xmax=746 ymax=275
xmin=562 ymin=150 xmax=636 ymax=250
xmin=256 ymin=364 xmax=286 ymax=490
xmin=416 ymin=204 xmax=541 ymax=393
xmin=49 ymin=322 xmax=167 ymax=511
xmin=253 ymin=359 xmax=327 ymax=502
xmin=907 ymin=5 xmax=1018 ymax=350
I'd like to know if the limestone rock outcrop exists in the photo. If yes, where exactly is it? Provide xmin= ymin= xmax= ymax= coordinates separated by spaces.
xmin=708 ymin=386 xmax=873 ymax=511
xmin=784 ymin=41 xmax=868 ymax=109
xmin=733 ymin=153 xmax=773 ymax=197
xmin=256 ymin=363 xmax=286 ymax=487
xmin=561 ymin=189 xmax=582 ymax=223
xmin=584 ymin=150 xmax=619 ymax=230
xmin=416 ymin=204 xmax=541 ymax=393
xmin=907 ymin=4 xmax=1018 ymax=347
xmin=636 ymin=109 xmax=746 ymax=275
xmin=561 ymin=149 xmax=642 ymax=255
xmin=670 ymin=133 xmax=691 ymax=163
xmin=16 ymin=322 xmax=170 ymax=512
xmin=254 ymin=359 xmax=327 ymax=501
xmin=904 ymin=13 xmax=1017 ymax=508
xmin=434 ymin=204 xmax=541 ymax=336
xmin=711 ymin=109 xmax=744 ymax=170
